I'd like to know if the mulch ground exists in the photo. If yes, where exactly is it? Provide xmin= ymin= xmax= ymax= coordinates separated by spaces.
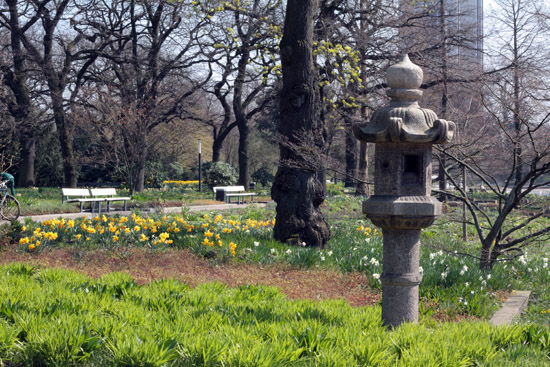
xmin=0 ymin=244 xmax=380 ymax=308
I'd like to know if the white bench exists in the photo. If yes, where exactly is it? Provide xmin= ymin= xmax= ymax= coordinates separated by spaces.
xmin=62 ymin=188 xmax=104 ymax=212
xmin=213 ymin=185 xmax=255 ymax=204
xmin=90 ymin=188 xmax=131 ymax=212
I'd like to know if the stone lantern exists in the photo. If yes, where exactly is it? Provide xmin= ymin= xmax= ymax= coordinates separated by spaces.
xmin=353 ymin=54 xmax=456 ymax=327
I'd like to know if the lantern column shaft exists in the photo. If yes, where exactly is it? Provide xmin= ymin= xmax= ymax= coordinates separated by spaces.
xmin=381 ymin=229 xmax=422 ymax=326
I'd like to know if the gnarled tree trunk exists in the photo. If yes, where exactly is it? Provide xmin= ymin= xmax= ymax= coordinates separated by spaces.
xmin=271 ymin=0 xmax=330 ymax=248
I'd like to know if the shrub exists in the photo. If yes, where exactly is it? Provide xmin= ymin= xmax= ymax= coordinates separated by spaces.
xmin=164 ymin=162 xmax=196 ymax=181
xmin=202 ymin=162 xmax=238 ymax=189
xmin=252 ymin=167 xmax=275 ymax=187
xmin=145 ymin=161 xmax=168 ymax=189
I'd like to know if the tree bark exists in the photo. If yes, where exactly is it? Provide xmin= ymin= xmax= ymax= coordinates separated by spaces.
xmin=344 ymin=120 xmax=357 ymax=188
xmin=354 ymin=0 xmax=370 ymax=197
xmin=438 ymin=0 xmax=448 ymax=202
xmin=212 ymin=138 xmax=222 ymax=163
xmin=51 ymin=90 xmax=77 ymax=187
xmin=17 ymin=134 xmax=35 ymax=187
xmin=355 ymin=141 xmax=369 ymax=196
xmin=438 ymin=155 xmax=447 ymax=197
xmin=126 ymin=122 xmax=148 ymax=194
xmin=234 ymin=44 xmax=251 ymax=189
xmin=135 ymin=164 xmax=146 ymax=193
xmin=237 ymin=122 xmax=249 ymax=189
xmin=4 ymin=0 xmax=37 ymax=187
xmin=513 ymin=21 xmax=523 ymax=186
xmin=480 ymin=242 xmax=501 ymax=271
xmin=271 ymin=0 xmax=330 ymax=248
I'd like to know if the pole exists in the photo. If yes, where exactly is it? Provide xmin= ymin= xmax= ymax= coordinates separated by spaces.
xmin=198 ymin=139 xmax=202 ymax=192
xmin=462 ymin=164 xmax=467 ymax=241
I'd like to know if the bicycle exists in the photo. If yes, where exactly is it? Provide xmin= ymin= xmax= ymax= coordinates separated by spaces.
xmin=0 ymin=180 xmax=20 ymax=221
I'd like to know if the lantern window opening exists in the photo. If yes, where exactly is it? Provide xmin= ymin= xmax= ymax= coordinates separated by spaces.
xmin=403 ymin=154 xmax=422 ymax=185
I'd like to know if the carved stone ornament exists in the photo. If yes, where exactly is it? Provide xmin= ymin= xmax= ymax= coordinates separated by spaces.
xmin=353 ymin=54 xmax=456 ymax=145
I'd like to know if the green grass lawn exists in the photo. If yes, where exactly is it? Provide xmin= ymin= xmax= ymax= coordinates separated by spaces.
xmin=1 ymin=264 xmax=550 ymax=367
xmin=2 ymin=187 xmax=550 ymax=365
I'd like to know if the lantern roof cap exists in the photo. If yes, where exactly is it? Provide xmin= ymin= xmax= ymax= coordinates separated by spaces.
xmin=387 ymin=54 xmax=423 ymax=90
xmin=352 ymin=53 xmax=456 ymax=145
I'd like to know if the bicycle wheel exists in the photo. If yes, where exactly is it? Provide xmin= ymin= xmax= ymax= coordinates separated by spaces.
xmin=1 ymin=195 xmax=20 ymax=221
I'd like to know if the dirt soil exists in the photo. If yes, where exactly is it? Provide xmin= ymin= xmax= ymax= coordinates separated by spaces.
xmin=0 ymin=245 xmax=380 ymax=308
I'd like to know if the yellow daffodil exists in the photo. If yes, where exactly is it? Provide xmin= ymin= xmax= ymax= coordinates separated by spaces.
xmin=159 ymin=233 xmax=169 ymax=243
xmin=229 ymin=242 xmax=237 ymax=256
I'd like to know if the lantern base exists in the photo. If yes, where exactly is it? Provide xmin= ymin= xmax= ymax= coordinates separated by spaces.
xmin=364 ymin=195 xmax=441 ymax=230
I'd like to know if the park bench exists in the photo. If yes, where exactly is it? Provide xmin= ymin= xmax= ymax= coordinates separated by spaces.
xmin=213 ymin=185 xmax=255 ymax=204
xmin=62 ymin=188 xmax=105 ymax=213
xmin=77 ymin=181 xmax=122 ymax=188
xmin=90 ymin=188 xmax=131 ymax=212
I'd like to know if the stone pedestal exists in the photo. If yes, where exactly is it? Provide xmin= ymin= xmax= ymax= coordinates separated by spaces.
xmin=381 ymin=229 xmax=421 ymax=325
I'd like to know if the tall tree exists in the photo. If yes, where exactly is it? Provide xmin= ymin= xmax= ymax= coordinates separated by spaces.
xmin=17 ymin=0 xmax=106 ymax=187
xmin=81 ymin=0 xmax=211 ymax=193
xmin=313 ymin=0 xmax=401 ymax=190
xmin=402 ymin=0 xmax=485 ymax=201
xmin=0 ymin=0 xmax=49 ymax=186
xmin=440 ymin=0 xmax=550 ymax=270
xmin=271 ymin=0 xmax=330 ymax=247
xmin=192 ymin=0 xmax=283 ymax=188
xmin=487 ymin=0 xmax=544 ymax=186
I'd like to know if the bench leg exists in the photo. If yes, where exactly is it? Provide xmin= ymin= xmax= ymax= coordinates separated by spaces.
xmin=91 ymin=201 xmax=102 ymax=214
xmin=80 ymin=202 xmax=84 ymax=212
xmin=107 ymin=201 xmax=111 ymax=212
xmin=124 ymin=201 xmax=127 ymax=211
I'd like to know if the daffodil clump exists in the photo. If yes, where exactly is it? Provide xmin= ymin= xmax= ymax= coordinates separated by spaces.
xmin=163 ymin=180 xmax=199 ymax=186
xmin=18 ymin=227 xmax=58 ymax=251
xmin=198 ymin=214 xmax=274 ymax=257
xmin=356 ymin=225 xmax=379 ymax=238
xmin=18 ymin=213 xmax=275 ymax=258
